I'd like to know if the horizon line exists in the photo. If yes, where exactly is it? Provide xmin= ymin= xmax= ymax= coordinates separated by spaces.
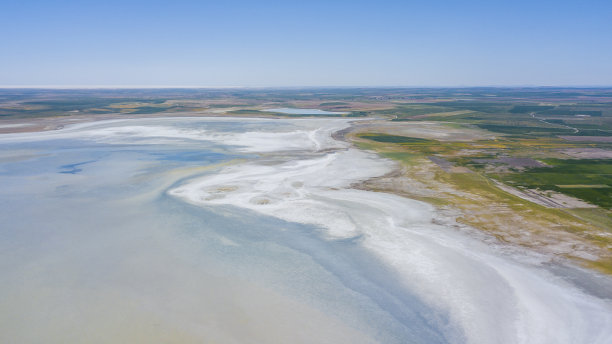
xmin=1 ymin=85 xmax=612 ymax=89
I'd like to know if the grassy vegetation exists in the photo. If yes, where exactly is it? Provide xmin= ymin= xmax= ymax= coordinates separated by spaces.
xmin=491 ymin=159 xmax=612 ymax=208
xmin=354 ymin=130 xmax=612 ymax=274
xmin=226 ymin=109 xmax=268 ymax=115
xmin=509 ymin=105 xmax=555 ymax=113
xmin=224 ymin=108 xmax=367 ymax=118
xmin=125 ymin=106 xmax=175 ymax=114
xmin=542 ymin=109 xmax=603 ymax=117
xmin=382 ymin=105 xmax=454 ymax=120
xmin=360 ymin=134 xmax=430 ymax=143
xmin=475 ymin=124 xmax=575 ymax=136
xmin=0 ymin=96 xmax=178 ymax=118
xmin=359 ymin=131 xmax=612 ymax=209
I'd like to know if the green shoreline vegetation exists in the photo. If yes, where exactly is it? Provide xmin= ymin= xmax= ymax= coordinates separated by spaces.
xmin=353 ymin=131 xmax=612 ymax=274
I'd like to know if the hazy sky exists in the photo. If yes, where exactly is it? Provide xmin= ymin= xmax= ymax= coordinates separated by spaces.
xmin=2 ymin=0 xmax=611 ymax=87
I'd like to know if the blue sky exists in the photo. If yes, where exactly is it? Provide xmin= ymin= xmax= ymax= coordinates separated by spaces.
xmin=1 ymin=0 xmax=611 ymax=87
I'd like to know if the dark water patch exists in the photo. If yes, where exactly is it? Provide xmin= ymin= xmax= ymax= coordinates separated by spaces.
xmin=59 ymin=160 xmax=97 ymax=174
xmin=546 ymin=262 xmax=612 ymax=301
xmin=149 ymin=150 xmax=230 ymax=163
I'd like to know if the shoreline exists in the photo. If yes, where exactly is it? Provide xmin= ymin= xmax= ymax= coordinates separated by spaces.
xmin=2 ymin=115 xmax=612 ymax=342
xmin=157 ymin=116 xmax=612 ymax=343
xmin=2 ymin=113 xmax=611 ymax=275
xmin=342 ymin=120 xmax=612 ymax=275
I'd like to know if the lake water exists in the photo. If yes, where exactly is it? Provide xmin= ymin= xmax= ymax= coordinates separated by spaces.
xmin=264 ymin=108 xmax=349 ymax=115
xmin=0 ymin=117 xmax=611 ymax=344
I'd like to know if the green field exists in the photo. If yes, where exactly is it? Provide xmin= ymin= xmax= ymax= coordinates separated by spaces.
xmin=490 ymin=159 xmax=612 ymax=208
xmin=359 ymin=131 xmax=612 ymax=209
